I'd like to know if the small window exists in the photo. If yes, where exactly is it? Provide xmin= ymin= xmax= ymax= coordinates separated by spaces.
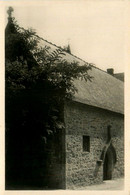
xmin=83 ymin=136 xmax=90 ymax=152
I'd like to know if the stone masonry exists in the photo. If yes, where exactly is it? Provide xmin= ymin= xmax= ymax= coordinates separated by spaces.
xmin=64 ymin=101 xmax=124 ymax=189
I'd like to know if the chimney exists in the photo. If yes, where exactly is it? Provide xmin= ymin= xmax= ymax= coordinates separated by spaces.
xmin=107 ymin=68 xmax=114 ymax=75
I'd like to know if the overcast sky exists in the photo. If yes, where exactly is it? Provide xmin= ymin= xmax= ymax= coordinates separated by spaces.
xmin=6 ymin=1 xmax=125 ymax=73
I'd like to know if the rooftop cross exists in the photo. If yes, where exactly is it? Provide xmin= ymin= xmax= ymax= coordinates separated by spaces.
xmin=7 ymin=7 xmax=14 ymax=18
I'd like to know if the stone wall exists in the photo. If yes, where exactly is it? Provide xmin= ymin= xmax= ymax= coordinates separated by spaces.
xmin=64 ymin=101 xmax=124 ymax=189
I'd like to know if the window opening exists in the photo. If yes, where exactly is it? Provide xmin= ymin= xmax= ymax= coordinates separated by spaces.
xmin=83 ymin=135 xmax=90 ymax=152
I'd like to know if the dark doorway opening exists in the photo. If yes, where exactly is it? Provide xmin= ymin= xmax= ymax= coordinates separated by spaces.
xmin=103 ymin=144 xmax=117 ymax=180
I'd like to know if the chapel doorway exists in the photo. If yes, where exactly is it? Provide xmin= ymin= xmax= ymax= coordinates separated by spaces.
xmin=103 ymin=144 xmax=117 ymax=180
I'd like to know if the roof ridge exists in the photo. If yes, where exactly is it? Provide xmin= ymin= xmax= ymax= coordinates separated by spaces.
xmin=19 ymin=26 xmax=123 ymax=80
xmin=35 ymin=34 xmax=119 ymax=77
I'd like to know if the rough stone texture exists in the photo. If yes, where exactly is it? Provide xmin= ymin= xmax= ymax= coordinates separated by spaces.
xmin=64 ymin=101 xmax=124 ymax=189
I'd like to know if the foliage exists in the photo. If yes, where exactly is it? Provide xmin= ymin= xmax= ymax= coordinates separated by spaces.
xmin=5 ymin=15 xmax=92 ymax=139
xmin=5 ymin=10 xmax=93 ymax=188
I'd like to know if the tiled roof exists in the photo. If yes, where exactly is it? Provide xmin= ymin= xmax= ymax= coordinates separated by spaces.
xmin=36 ymin=36 xmax=124 ymax=114
xmin=74 ymin=69 xmax=124 ymax=114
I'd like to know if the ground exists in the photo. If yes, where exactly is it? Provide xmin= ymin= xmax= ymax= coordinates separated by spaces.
xmin=74 ymin=178 xmax=124 ymax=190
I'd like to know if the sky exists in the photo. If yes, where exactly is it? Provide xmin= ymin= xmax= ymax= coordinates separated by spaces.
xmin=5 ymin=1 xmax=125 ymax=73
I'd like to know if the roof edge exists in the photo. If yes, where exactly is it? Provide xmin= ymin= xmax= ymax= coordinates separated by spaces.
xmin=72 ymin=99 xmax=124 ymax=115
